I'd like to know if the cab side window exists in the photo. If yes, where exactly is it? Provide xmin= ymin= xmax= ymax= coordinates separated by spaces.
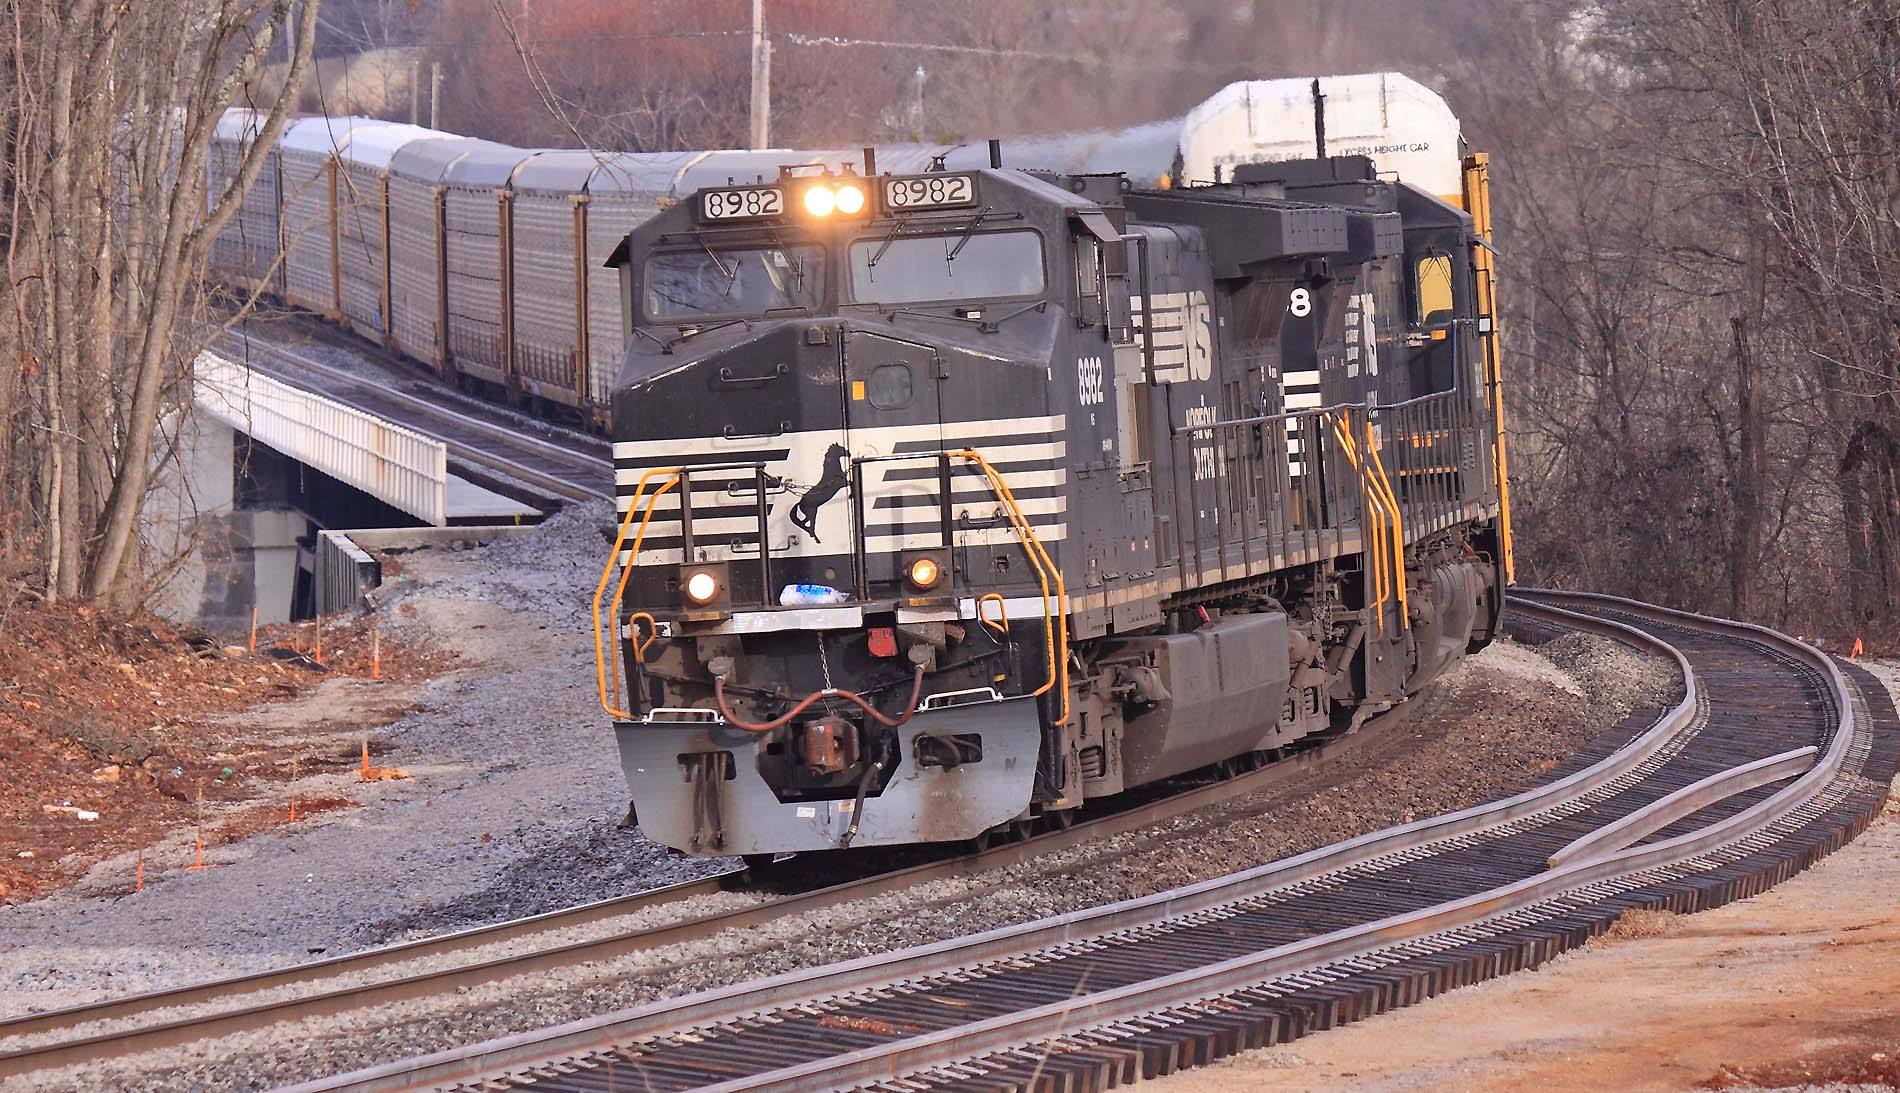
xmin=1415 ymin=254 xmax=1454 ymax=326
xmin=1074 ymin=237 xmax=1105 ymax=326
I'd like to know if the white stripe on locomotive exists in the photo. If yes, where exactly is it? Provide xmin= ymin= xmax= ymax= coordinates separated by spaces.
xmin=1281 ymin=365 xmax=1322 ymax=480
xmin=612 ymin=416 xmax=1067 ymax=564
xmin=1129 ymin=290 xmax=1212 ymax=383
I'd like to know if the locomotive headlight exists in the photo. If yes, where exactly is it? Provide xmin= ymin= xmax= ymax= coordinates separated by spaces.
xmin=834 ymin=183 xmax=866 ymax=215
xmin=907 ymin=556 xmax=942 ymax=590
xmin=802 ymin=185 xmax=836 ymax=217
xmin=684 ymin=569 xmax=721 ymax=605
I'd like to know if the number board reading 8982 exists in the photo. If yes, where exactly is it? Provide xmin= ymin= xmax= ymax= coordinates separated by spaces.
xmin=883 ymin=174 xmax=977 ymax=211
xmin=700 ymin=187 xmax=784 ymax=221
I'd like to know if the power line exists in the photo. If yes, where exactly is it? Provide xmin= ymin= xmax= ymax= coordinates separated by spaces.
xmin=779 ymin=33 xmax=1104 ymax=63
xmin=478 ymin=27 xmax=1263 ymax=77
xmin=484 ymin=28 xmax=750 ymax=45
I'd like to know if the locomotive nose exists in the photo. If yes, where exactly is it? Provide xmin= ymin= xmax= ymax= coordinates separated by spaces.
xmin=616 ymin=318 xmax=846 ymax=463
xmin=612 ymin=317 xmax=862 ymax=609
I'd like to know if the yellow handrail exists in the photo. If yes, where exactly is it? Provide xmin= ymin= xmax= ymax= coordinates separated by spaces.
xmin=950 ymin=449 xmax=1069 ymax=726
xmin=977 ymin=593 xmax=1010 ymax=635
xmin=1363 ymin=418 xmax=1410 ymax=626
xmin=1464 ymin=152 xmax=1515 ymax=583
xmin=628 ymin=612 xmax=658 ymax=662
xmin=591 ymin=451 xmax=1069 ymax=727
xmin=1332 ymin=413 xmax=1388 ymax=628
xmin=593 ymin=468 xmax=681 ymax=719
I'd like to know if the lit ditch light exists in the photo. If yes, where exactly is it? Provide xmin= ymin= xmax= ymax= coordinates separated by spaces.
xmin=907 ymin=555 xmax=944 ymax=591
xmin=680 ymin=563 xmax=729 ymax=608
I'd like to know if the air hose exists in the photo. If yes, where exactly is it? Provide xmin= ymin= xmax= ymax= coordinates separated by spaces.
xmin=713 ymin=664 xmax=928 ymax=733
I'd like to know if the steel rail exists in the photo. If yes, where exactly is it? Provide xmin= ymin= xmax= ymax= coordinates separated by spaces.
xmin=596 ymin=596 xmax=1866 ymax=1093
xmin=793 ymin=590 xmax=1856 ymax=1093
xmin=278 ymin=598 xmax=1710 ymax=1093
xmin=1548 ymin=745 xmax=1815 ymax=867
xmin=0 ymin=872 xmax=740 ymax=1043
xmin=1516 ymin=590 xmax=1860 ymax=869
xmin=207 ymin=333 xmax=613 ymax=504
xmin=0 ymin=697 xmax=1414 ymax=1079
xmin=216 ymin=330 xmax=613 ymax=468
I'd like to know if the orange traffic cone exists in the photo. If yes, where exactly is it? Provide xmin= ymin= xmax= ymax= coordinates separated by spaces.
xmin=188 ymin=791 xmax=207 ymax=871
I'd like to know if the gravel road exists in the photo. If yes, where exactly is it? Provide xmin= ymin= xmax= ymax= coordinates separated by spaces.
xmin=0 ymin=501 xmax=733 ymax=1022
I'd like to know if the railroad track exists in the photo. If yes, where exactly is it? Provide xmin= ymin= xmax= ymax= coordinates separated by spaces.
xmin=0 ymin=701 xmax=1413 ymax=1082
xmin=210 ymin=328 xmax=614 ymax=505
xmin=5 ymin=594 xmax=1886 ymax=1091
xmin=259 ymin=592 xmax=1892 ymax=1093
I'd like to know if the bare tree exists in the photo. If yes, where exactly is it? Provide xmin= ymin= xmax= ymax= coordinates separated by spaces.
xmin=1597 ymin=0 xmax=1900 ymax=628
xmin=0 ymin=0 xmax=319 ymax=604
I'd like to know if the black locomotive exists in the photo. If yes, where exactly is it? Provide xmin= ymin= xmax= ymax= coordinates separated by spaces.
xmin=593 ymin=142 xmax=1513 ymax=858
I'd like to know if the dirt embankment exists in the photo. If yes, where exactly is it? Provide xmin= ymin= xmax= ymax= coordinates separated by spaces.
xmin=0 ymin=592 xmax=446 ymax=904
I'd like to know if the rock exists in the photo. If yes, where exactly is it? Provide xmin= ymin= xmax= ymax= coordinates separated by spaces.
xmin=16 ymin=850 xmax=33 ymax=859
xmin=40 ymin=804 xmax=98 ymax=819
xmin=92 ymin=764 xmax=123 ymax=783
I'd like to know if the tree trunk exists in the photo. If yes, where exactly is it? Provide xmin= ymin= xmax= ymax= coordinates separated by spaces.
xmin=84 ymin=0 xmax=320 ymax=604
xmin=1728 ymin=313 xmax=1761 ymax=619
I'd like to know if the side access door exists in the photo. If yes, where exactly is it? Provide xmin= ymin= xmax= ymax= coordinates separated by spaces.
xmin=839 ymin=328 xmax=946 ymax=594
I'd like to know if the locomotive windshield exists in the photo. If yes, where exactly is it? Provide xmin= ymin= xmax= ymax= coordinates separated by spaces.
xmin=845 ymin=230 xmax=1044 ymax=305
xmin=644 ymin=245 xmax=825 ymax=320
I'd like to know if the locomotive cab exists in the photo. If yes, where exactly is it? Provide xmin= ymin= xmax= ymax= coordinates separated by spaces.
xmin=599 ymin=165 xmax=1112 ymax=854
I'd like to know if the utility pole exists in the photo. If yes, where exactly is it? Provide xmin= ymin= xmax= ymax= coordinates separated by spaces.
xmin=911 ymin=65 xmax=926 ymax=141
xmin=749 ymin=0 xmax=771 ymax=149
xmin=409 ymin=58 xmax=420 ymax=125
xmin=430 ymin=61 xmax=442 ymax=130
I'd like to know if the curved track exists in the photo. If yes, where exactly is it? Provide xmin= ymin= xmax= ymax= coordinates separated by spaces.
xmin=0 ymin=707 xmax=1408 ymax=1080
xmin=274 ymin=593 xmax=1897 ymax=1093
xmin=6 ymin=594 xmax=1887 ymax=1091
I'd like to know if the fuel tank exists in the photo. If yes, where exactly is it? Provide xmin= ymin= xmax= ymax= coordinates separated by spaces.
xmin=1109 ymin=611 xmax=1294 ymax=786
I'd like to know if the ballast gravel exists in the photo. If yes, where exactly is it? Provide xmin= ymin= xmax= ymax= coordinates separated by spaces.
xmin=0 ymin=501 xmax=735 ymax=1022
xmin=7 ymin=617 xmax=1683 ymax=1092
